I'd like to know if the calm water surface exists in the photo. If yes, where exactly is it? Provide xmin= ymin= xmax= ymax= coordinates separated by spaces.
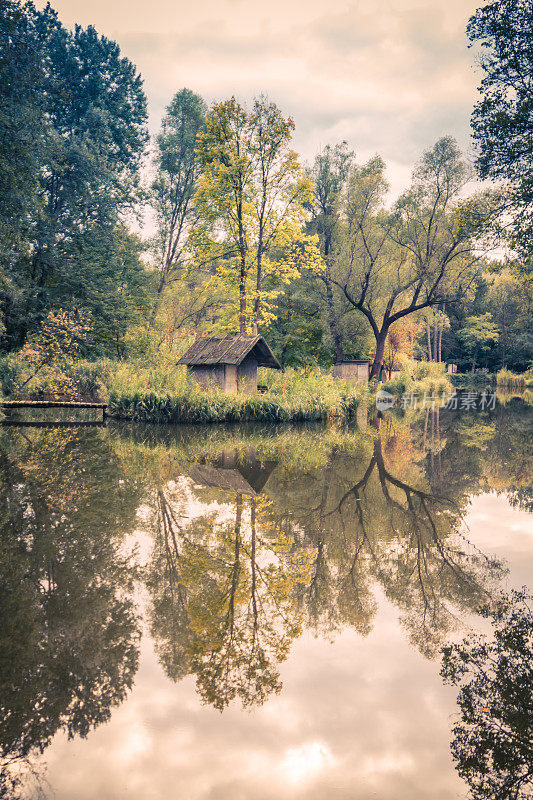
xmin=0 ymin=400 xmax=531 ymax=799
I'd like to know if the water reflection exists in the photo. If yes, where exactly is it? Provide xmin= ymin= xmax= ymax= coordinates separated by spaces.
xmin=146 ymin=449 xmax=309 ymax=709
xmin=441 ymin=588 xmax=532 ymax=800
xmin=0 ymin=401 xmax=531 ymax=797
xmin=0 ymin=428 xmax=145 ymax=794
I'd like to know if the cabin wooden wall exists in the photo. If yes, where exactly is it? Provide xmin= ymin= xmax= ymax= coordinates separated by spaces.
xmin=224 ymin=365 xmax=237 ymax=393
xmin=333 ymin=362 xmax=370 ymax=383
xmin=237 ymin=356 xmax=258 ymax=394
xmin=187 ymin=358 xmax=258 ymax=394
xmin=188 ymin=365 xmax=225 ymax=391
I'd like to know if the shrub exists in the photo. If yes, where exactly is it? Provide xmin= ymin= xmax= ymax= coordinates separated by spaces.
xmin=382 ymin=358 xmax=450 ymax=398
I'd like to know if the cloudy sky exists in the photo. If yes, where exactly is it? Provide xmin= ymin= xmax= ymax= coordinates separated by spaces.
xmin=40 ymin=0 xmax=483 ymax=196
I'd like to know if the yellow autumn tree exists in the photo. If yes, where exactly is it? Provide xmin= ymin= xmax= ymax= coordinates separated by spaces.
xmin=192 ymin=96 xmax=320 ymax=334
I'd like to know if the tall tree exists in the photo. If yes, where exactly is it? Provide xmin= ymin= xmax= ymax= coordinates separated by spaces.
xmin=151 ymin=88 xmax=206 ymax=298
xmin=0 ymin=0 xmax=45 ymax=317
xmin=467 ymin=0 xmax=533 ymax=269
xmin=0 ymin=2 xmax=149 ymax=352
xmin=308 ymin=142 xmax=354 ymax=362
xmin=193 ymin=96 xmax=318 ymax=334
xmin=457 ymin=313 xmax=500 ymax=371
xmin=331 ymin=138 xmax=495 ymax=379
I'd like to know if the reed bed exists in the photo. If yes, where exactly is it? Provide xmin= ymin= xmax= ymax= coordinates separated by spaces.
xmin=496 ymin=368 xmax=533 ymax=389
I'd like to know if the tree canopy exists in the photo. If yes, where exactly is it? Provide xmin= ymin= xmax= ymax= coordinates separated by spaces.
xmin=467 ymin=0 xmax=533 ymax=270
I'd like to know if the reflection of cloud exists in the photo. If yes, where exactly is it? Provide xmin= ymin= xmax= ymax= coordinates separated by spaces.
xmin=40 ymin=493 xmax=531 ymax=799
xmin=41 ymin=0 xmax=480 ymax=184
xmin=279 ymin=741 xmax=336 ymax=785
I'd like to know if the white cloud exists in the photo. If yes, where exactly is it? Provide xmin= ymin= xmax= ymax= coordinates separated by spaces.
xmin=39 ymin=0 xmax=482 ymax=183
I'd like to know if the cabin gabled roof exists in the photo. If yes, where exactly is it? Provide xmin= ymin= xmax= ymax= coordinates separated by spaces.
xmin=178 ymin=335 xmax=281 ymax=369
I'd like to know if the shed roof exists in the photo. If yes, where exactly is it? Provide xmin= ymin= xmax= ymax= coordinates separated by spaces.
xmin=334 ymin=359 xmax=371 ymax=365
xmin=187 ymin=462 xmax=276 ymax=497
xmin=178 ymin=335 xmax=281 ymax=369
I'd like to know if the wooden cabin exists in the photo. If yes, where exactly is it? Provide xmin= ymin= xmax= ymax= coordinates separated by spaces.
xmin=333 ymin=360 xmax=371 ymax=383
xmin=178 ymin=334 xmax=280 ymax=394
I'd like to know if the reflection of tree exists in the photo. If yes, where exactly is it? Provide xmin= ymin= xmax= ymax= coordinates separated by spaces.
xmin=147 ymin=484 xmax=313 ymax=710
xmin=130 ymin=401 xmax=528 ymax=707
xmin=0 ymin=428 xmax=142 ymax=785
xmin=265 ymin=422 xmax=505 ymax=656
xmin=422 ymin=403 xmax=533 ymax=512
xmin=441 ymin=589 xmax=533 ymax=800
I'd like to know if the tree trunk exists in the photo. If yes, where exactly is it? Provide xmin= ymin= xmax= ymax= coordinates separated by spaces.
xmin=471 ymin=347 xmax=477 ymax=373
xmin=239 ymin=253 xmax=247 ymax=334
xmin=325 ymin=271 xmax=345 ymax=362
xmin=369 ymin=328 xmax=388 ymax=381
xmin=432 ymin=309 xmax=438 ymax=362
xmin=438 ymin=302 xmax=445 ymax=363
xmin=426 ymin=317 xmax=432 ymax=361
xmin=253 ymin=247 xmax=262 ymax=335
xmin=501 ymin=304 xmax=506 ymax=369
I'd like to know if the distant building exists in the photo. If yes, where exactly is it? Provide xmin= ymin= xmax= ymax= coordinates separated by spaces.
xmin=333 ymin=360 xmax=371 ymax=383
xmin=178 ymin=334 xmax=281 ymax=394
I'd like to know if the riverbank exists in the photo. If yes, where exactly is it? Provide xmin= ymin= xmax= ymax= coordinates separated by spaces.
xmin=1 ymin=358 xmax=454 ymax=424
xmin=451 ymin=368 xmax=533 ymax=390
xmin=106 ymin=361 xmax=453 ymax=423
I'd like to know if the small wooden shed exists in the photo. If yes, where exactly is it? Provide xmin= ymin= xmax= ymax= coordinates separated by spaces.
xmin=333 ymin=360 xmax=371 ymax=383
xmin=178 ymin=334 xmax=281 ymax=394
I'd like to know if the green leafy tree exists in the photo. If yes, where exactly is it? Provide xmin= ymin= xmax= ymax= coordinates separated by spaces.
xmin=151 ymin=88 xmax=207 ymax=298
xmin=458 ymin=313 xmax=500 ymax=371
xmin=467 ymin=0 xmax=533 ymax=269
xmin=0 ymin=2 xmax=149 ymax=352
xmin=0 ymin=0 xmax=45 ymax=314
xmin=330 ymin=138 xmax=495 ymax=379
xmin=441 ymin=589 xmax=533 ymax=800
xmin=308 ymin=142 xmax=355 ymax=362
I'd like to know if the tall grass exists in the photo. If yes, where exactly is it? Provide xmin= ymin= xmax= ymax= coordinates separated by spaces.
xmin=0 ymin=353 xmax=452 ymax=424
xmin=450 ymin=371 xmax=496 ymax=389
xmin=381 ymin=358 xmax=450 ymax=397
xmin=105 ymin=363 xmax=372 ymax=423
xmin=496 ymin=368 xmax=533 ymax=389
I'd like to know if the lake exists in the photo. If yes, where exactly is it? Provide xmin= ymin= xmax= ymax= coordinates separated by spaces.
xmin=0 ymin=398 xmax=531 ymax=799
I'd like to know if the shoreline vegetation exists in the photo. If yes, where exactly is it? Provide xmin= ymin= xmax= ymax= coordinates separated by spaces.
xmin=1 ymin=356 xmax=450 ymax=424
xmin=2 ymin=356 xmax=532 ymax=425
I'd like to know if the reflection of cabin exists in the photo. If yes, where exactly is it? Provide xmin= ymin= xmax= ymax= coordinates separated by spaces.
xmin=333 ymin=360 xmax=371 ymax=383
xmin=187 ymin=450 xmax=277 ymax=497
xmin=178 ymin=335 xmax=281 ymax=394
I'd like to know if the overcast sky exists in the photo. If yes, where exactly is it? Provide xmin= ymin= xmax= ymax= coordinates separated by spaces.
xmin=39 ymin=0 xmax=483 ymax=197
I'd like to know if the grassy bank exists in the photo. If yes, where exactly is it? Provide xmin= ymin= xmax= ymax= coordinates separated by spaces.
xmin=451 ymin=371 xmax=495 ymax=388
xmin=107 ymin=366 xmax=370 ymax=423
xmin=496 ymin=368 xmax=533 ymax=390
xmin=1 ymin=356 xmax=454 ymax=424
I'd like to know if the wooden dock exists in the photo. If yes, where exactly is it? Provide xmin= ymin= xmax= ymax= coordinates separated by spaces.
xmin=1 ymin=400 xmax=107 ymax=425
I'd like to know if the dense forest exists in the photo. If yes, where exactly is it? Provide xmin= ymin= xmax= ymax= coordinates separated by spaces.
xmin=0 ymin=0 xmax=531 ymax=399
